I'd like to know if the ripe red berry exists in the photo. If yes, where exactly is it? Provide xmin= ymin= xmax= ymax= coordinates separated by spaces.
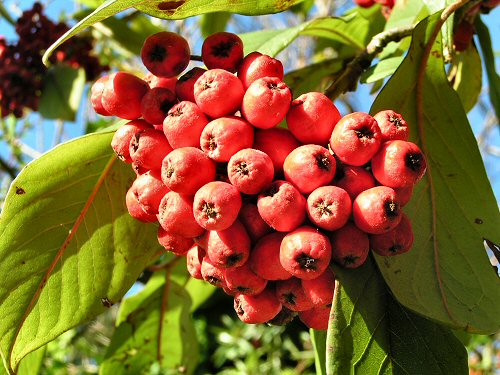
xmin=161 ymin=147 xmax=216 ymax=196
xmin=237 ymin=203 xmax=273 ymax=244
xmin=144 ymin=73 xmax=177 ymax=92
xmin=131 ymin=170 xmax=170 ymax=215
xmin=141 ymin=31 xmax=190 ymax=77
xmin=241 ymin=77 xmax=291 ymax=129
xmin=101 ymin=72 xmax=149 ymax=120
xmin=201 ymin=255 xmax=227 ymax=288
xmin=194 ymin=68 xmax=244 ymax=118
xmin=201 ymin=32 xmax=244 ymax=72
xmin=306 ymin=186 xmax=352 ymax=231
xmin=157 ymin=191 xmax=205 ymax=238
xmin=200 ymin=116 xmax=254 ymax=162
xmin=227 ymin=148 xmax=274 ymax=195
xmin=394 ymin=185 xmax=414 ymax=207
xmin=237 ymin=51 xmax=284 ymax=89
xmin=373 ymin=110 xmax=410 ymax=142
xmin=275 ymin=277 xmax=314 ymax=311
xmin=157 ymin=226 xmax=194 ymax=255
xmin=252 ymin=128 xmax=300 ymax=176
xmin=90 ymin=75 xmax=111 ymax=116
xmin=129 ymin=128 xmax=173 ymax=173
xmin=125 ymin=185 xmax=158 ymax=223
xmin=111 ymin=120 xmax=151 ymax=163
xmin=286 ymin=92 xmax=341 ymax=145
xmin=329 ymin=112 xmax=382 ymax=166
xmin=206 ymin=220 xmax=251 ymax=268
xmin=248 ymin=232 xmax=292 ymax=281
xmin=330 ymin=222 xmax=370 ymax=268
xmin=163 ymin=101 xmax=209 ymax=149
xmin=371 ymin=140 xmax=427 ymax=188
xmin=175 ymin=67 xmax=206 ymax=102
xmin=301 ymin=268 xmax=335 ymax=306
xmin=334 ymin=164 xmax=375 ymax=200
xmin=283 ymin=144 xmax=336 ymax=194
xmin=140 ymin=87 xmax=177 ymax=127
xmin=193 ymin=181 xmax=242 ymax=231
xmin=234 ymin=287 xmax=282 ymax=324
xmin=186 ymin=245 xmax=205 ymax=279
xmin=370 ymin=213 xmax=414 ymax=256
xmin=257 ymin=180 xmax=307 ymax=232
xmin=224 ymin=263 xmax=267 ymax=295
xmin=352 ymin=186 xmax=402 ymax=234
xmin=298 ymin=304 xmax=331 ymax=331
xmin=280 ymin=226 xmax=332 ymax=280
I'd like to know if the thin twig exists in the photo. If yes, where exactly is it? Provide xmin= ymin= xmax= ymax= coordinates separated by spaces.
xmin=324 ymin=24 xmax=415 ymax=100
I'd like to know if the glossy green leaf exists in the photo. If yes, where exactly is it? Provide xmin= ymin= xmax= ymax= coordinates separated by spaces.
xmin=328 ymin=259 xmax=468 ymax=374
xmin=42 ymin=0 xmax=306 ymax=65
xmin=449 ymin=44 xmax=482 ymax=113
xmin=38 ymin=66 xmax=86 ymax=121
xmin=361 ymin=55 xmax=404 ymax=84
xmin=0 ymin=131 xmax=162 ymax=373
xmin=200 ymin=12 xmax=231 ymax=38
xmin=285 ymin=59 xmax=343 ymax=97
xmin=311 ymin=329 xmax=327 ymax=375
xmin=101 ymin=271 xmax=198 ymax=375
xmin=17 ymin=346 xmax=46 ymax=375
xmin=371 ymin=13 xmax=500 ymax=333
xmin=476 ymin=18 xmax=500 ymax=126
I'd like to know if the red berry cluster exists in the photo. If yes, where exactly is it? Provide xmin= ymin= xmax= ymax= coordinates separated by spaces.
xmin=92 ymin=31 xmax=426 ymax=331
xmin=354 ymin=0 xmax=395 ymax=18
xmin=0 ymin=2 xmax=107 ymax=118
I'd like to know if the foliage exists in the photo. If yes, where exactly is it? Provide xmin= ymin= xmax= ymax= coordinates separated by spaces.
xmin=0 ymin=0 xmax=499 ymax=374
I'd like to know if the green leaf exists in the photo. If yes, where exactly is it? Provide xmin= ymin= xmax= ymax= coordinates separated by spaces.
xmin=38 ymin=65 xmax=86 ymax=121
xmin=449 ymin=44 xmax=482 ymax=113
xmin=0 ymin=131 xmax=161 ymax=373
xmin=101 ymin=270 xmax=199 ymax=375
xmin=476 ymin=17 xmax=500 ymax=125
xmin=42 ymin=0 xmax=306 ymax=65
xmin=310 ymin=329 xmax=327 ymax=375
xmin=371 ymin=13 xmax=500 ymax=333
xmin=17 ymin=346 xmax=46 ymax=375
xmin=361 ymin=55 xmax=405 ymax=84
xmin=285 ymin=58 xmax=343 ymax=97
xmin=328 ymin=258 xmax=468 ymax=374
xmin=200 ymin=12 xmax=231 ymax=38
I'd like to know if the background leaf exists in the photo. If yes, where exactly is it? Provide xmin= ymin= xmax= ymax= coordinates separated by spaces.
xmin=449 ymin=44 xmax=482 ymax=113
xmin=0 ymin=131 xmax=162 ymax=373
xmin=311 ymin=329 xmax=327 ymax=375
xmin=101 ymin=269 xmax=199 ymax=375
xmin=371 ymin=13 xmax=500 ymax=333
xmin=38 ymin=66 xmax=86 ymax=121
xmin=328 ymin=259 xmax=468 ymax=374
xmin=200 ymin=12 xmax=231 ymax=38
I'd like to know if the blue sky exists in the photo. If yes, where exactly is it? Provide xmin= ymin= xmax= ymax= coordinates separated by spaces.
xmin=0 ymin=0 xmax=499 ymax=201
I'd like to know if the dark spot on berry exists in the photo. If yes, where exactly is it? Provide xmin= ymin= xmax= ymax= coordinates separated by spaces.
xmin=201 ymin=202 xmax=218 ymax=219
xmin=226 ymin=253 xmax=243 ymax=267
xmin=290 ymin=99 xmax=304 ymax=108
xmin=165 ymin=166 xmax=174 ymax=179
xmin=149 ymin=44 xmax=167 ymax=62
xmin=295 ymin=253 xmax=317 ymax=270
xmin=235 ymin=300 xmax=245 ymax=315
xmin=207 ymin=276 xmax=222 ymax=286
xmin=343 ymin=255 xmax=359 ymax=265
xmin=236 ymin=286 xmax=251 ymax=293
xmin=208 ymin=135 xmax=217 ymax=150
xmin=282 ymin=292 xmax=297 ymax=305
xmin=389 ymin=245 xmax=402 ymax=253
xmin=389 ymin=115 xmax=403 ymax=128
xmin=315 ymin=153 xmax=331 ymax=171
xmin=210 ymin=40 xmax=237 ymax=58
xmin=384 ymin=200 xmax=400 ymax=218
xmin=234 ymin=161 xmax=249 ymax=176
xmin=267 ymin=82 xmax=279 ymax=90
xmin=15 ymin=187 xmax=25 ymax=195
xmin=316 ymin=201 xmax=333 ymax=217
xmin=354 ymin=126 xmax=374 ymax=139
xmin=169 ymin=107 xmax=183 ymax=117
xmin=405 ymin=152 xmax=423 ymax=172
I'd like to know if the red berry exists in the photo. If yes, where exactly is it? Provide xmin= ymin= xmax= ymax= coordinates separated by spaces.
xmin=157 ymin=191 xmax=205 ymax=238
xmin=224 ymin=263 xmax=267 ymax=295
xmin=201 ymin=32 xmax=244 ymax=72
xmin=102 ymin=72 xmax=149 ymax=120
xmin=90 ymin=75 xmax=111 ymax=116
xmin=206 ymin=220 xmax=251 ymax=268
xmin=201 ymin=255 xmax=226 ymax=287
xmin=227 ymin=148 xmax=274 ymax=195
xmin=333 ymin=164 xmax=376 ymax=201
xmin=234 ymin=287 xmax=282 ymax=324
xmin=257 ymin=180 xmax=307 ymax=232
xmin=299 ymin=304 xmax=331 ymax=331
xmin=186 ymin=245 xmax=205 ymax=279
xmin=248 ymin=232 xmax=292 ymax=281
xmin=286 ymin=92 xmax=341 ymax=145
xmin=129 ymin=128 xmax=173 ymax=173
xmin=330 ymin=222 xmax=370 ymax=268
xmin=373 ymin=110 xmax=410 ymax=142
xmin=193 ymin=181 xmax=242 ymax=231
xmin=306 ymin=186 xmax=352 ymax=231
xmin=241 ymin=77 xmax=291 ymax=129
xmin=125 ymin=185 xmax=158 ymax=223
xmin=301 ymin=268 xmax=336 ymax=306
xmin=144 ymin=73 xmax=177 ymax=91
xmin=163 ymin=101 xmax=209 ymax=149
xmin=175 ymin=67 xmax=206 ymax=102
xmin=157 ymin=226 xmax=194 ymax=255
xmin=275 ymin=277 xmax=314 ymax=311
xmin=280 ymin=226 xmax=332 ymax=280
xmin=237 ymin=203 xmax=272 ymax=244
xmin=352 ymin=186 xmax=402 ymax=234
xmin=370 ymin=213 xmax=414 ymax=256
xmin=194 ymin=69 xmax=244 ymax=118
xmin=329 ymin=112 xmax=382 ymax=166
xmin=141 ymin=31 xmax=190 ymax=77
xmin=111 ymin=120 xmax=151 ymax=163
xmin=237 ymin=51 xmax=284 ymax=89
xmin=131 ymin=170 xmax=170 ymax=215
xmin=140 ymin=87 xmax=177 ymax=126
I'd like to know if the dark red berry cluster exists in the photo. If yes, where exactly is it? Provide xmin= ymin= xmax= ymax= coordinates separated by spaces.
xmin=92 ymin=31 xmax=426 ymax=331
xmin=0 ymin=2 xmax=108 ymax=118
